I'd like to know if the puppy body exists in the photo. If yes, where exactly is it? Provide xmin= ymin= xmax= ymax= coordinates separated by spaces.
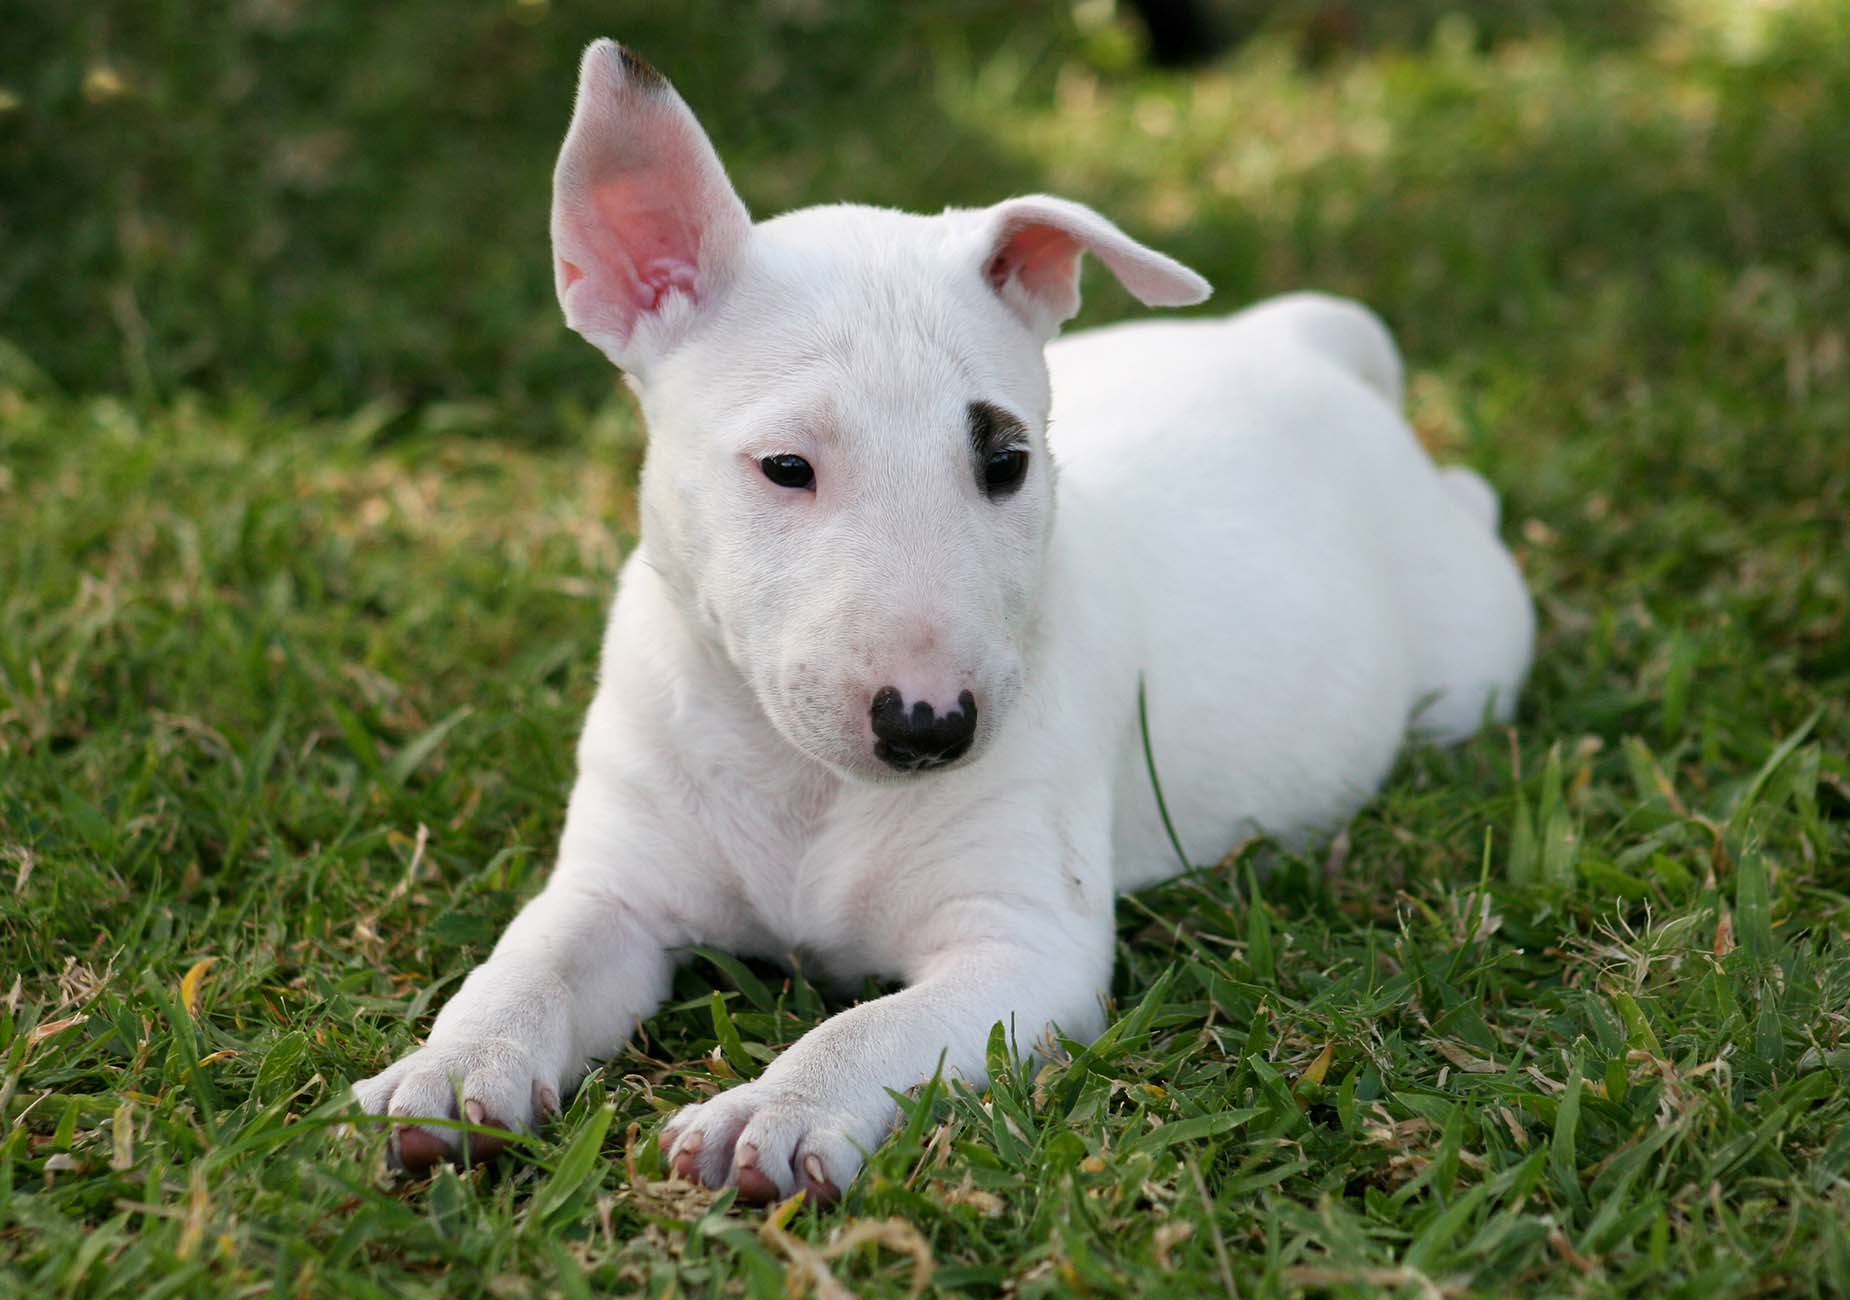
xmin=354 ymin=42 xmax=1533 ymax=1201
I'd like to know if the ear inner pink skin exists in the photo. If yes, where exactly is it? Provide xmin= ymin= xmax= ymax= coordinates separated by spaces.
xmin=981 ymin=196 xmax=1211 ymax=337
xmin=555 ymin=165 xmax=713 ymax=348
xmin=986 ymin=224 xmax=1084 ymax=320
xmin=550 ymin=39 xmax=751 ymax=368
xmin=584 ymin=181 xmax=704 ymax=314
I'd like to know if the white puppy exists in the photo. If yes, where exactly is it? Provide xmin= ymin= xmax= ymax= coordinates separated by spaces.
xmin=353 ymin=40 xmax=1534 ymax=1203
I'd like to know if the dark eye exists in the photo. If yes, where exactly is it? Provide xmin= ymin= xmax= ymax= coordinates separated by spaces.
xmin=983 ymin=448 xmax=1029 ymax=496
xmin=760 ymin=454 xmax=815 ymax=490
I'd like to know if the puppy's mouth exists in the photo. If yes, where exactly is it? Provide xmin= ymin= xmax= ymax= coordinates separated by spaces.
xmin=872 ymin=739 xmax=973 ymax=773
xmin=857 ymin=745 xmax=982 ymax=782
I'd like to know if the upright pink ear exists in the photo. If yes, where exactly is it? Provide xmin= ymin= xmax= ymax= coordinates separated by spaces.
xmin=551 ymin=41 xmax=752 ymax=373
xmin=980 ymin=196 xmax=1210 ymax=339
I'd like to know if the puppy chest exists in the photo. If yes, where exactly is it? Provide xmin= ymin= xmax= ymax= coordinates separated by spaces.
xmin=736 ymin=841 xmax=916 ymax=984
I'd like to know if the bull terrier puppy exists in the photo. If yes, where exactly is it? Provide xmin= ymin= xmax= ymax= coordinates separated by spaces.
xmin=353 ymin=39 xmax=1534 ymax=1203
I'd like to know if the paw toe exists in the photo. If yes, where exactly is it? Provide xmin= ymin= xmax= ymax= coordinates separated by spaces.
xmin=793 ymin=1130 xmax=858 ymax=1205
xmin=662 ymin=1096 xmax=752 ymax=1189
xmin=663 ymin=1086 xmax=870 ymax=1201
xmin=666 ymin=1129 xmax=704 ymax=1183
xmin=359 ymin=1039 xmax=560 ymax=1174
xmin=459 ymin=1098 xmax=515 ymax=1163
xmin=796 ymin=1149 xmax=842 ymax=1205
xmin=733 ymin=1142 xmax=782 ymax=1204
xmin=395 ymin=1126 xmax=453 ymax=1172
xmin=351 ymin=1062 xmax=405 ymax=1116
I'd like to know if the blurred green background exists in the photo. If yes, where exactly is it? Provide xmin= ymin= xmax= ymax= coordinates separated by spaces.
xmin=8 ymin=0 xmax=1846 ymax=434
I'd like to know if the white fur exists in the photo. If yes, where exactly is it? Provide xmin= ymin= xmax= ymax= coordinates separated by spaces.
xmin=354 ymin=40 xmax=1534 ymax=1201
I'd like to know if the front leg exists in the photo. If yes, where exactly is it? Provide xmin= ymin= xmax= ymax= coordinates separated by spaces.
xmin=352 ymin=864 xmax=675 ymax=1169
xmin=662 ymin=926 xmax=1112 ymax=1204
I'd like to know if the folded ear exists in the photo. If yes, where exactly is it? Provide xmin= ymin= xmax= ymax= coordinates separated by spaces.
xmin=979 ymin=195 xmax=1210 ymax=340
xmin=551 ymin=40 xmax=752 ymax=374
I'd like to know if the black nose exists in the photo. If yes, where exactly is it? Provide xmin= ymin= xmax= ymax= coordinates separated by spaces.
xmin=870 ymin=688 xmax=978 ymax=771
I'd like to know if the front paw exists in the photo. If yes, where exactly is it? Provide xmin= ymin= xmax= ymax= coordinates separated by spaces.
xmin=660 ymin=1080 xmax=887 ymax=1206
xmin=353 ymin=1038 xmax=563 ymax=1172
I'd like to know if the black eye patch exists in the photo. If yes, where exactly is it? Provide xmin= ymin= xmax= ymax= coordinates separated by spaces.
xmin=968 ymin=401 xmax=1030 ymax=499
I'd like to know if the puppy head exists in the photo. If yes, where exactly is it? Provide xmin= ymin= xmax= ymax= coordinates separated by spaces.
xmin=552 ymin=40 xmax=1208 ymax=781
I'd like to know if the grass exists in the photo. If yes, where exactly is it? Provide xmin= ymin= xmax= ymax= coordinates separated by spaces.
xmin=3 ymin=0 xmax=1848 ymax=1295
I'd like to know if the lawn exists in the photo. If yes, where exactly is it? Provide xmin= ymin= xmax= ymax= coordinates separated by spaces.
xmin=3 ymin=1 xmax=1848 ymax=1295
